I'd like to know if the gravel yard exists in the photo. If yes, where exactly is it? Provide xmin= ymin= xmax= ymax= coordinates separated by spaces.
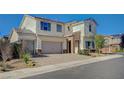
xmin=0 ymin=54 xmax=91 ymax=73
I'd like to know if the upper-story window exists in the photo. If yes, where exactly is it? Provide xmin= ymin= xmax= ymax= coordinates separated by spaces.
xmin=57 ymin=24 xmax=62 ymax=32
xmin=89 ymin=24 xmax=92 ymax=32
xmin=40 ymin=22 xmax=51 ymax=31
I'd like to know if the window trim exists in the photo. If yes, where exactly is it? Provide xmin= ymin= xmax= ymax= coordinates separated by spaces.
xmin=57 ymin=24 xmax=62 ymax=32
xmin=40 ymin=22 xmax=51 ymax=31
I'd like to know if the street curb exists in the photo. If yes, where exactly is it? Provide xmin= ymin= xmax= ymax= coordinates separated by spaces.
xmin=0 ymin=54 xmax=123 ymax=79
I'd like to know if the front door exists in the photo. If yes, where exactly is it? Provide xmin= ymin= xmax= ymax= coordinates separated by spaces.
xmin=67 ymin=40 xmax=71 ymax=53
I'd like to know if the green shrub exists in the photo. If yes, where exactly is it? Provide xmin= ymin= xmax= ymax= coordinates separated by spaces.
xmin=115 ymin=49 xmax=124 ymax=52
xmin=78 ymin=49 xmax=90 ymax=55
xmin=22 ymin=52 xmax=30 ymax=64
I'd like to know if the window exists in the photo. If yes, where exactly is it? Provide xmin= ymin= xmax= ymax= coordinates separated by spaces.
xmin=92 ymin=41 xmax=95 ymax=48
xmin=57 ymin=24 xmax=62 ymax=32
xmin=89 ymin=25 xmax=92 ymax=32
xmin=85 ymin=41 xmax=95 ymax=49
xmin=85 ymin=41 xmax=91 ymax=49
xmin=40 ymin=22 xmax=51 ymax=31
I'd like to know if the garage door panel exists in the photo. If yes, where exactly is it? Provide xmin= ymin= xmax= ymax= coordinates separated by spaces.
xmin=42 ymin=41 xmax=62 ymax=54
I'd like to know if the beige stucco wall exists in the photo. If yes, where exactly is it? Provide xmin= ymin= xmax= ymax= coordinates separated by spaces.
xmin=69 ymin=22 xmax=85 ymax=49
xmin=35 ymin=36 xmax=41 ymax=50
xmin=10 ymin=29 xmax=19 ymax=43
xmin=39 ymin=35 xmax=64 ymax=42
xmin=84 ymin=21 xmax=96 ymax=37
xmin=63 ymin=39 xmax=67 ymax=50
xmin=71 ymin=20 xmax=96 ymax=50
xmin=36 ymin=19 xmax=64 ymax=37
xmin=20 ymin=15 xmax=37 ymax=34
xmin=64 ymin=23 xmax=73 ymax=36
xmin=18 ymin=33 xmax=36 ymax=40
xmin=72 ymin=24 xmax=84 ymax=33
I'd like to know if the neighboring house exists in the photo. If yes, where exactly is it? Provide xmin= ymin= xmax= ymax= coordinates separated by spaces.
xmin=102 ymin=34 xmax=123 ymax=53
xmin=10 ymin=15 xmax=97 ymax=54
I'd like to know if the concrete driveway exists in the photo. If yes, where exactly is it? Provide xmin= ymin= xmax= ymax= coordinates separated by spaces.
xmin=32 ymin=54 xmax=91 ymax=66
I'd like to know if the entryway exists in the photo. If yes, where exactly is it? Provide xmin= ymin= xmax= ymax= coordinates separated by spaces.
xmin=67 ymin=40 xmax=71 ymax=53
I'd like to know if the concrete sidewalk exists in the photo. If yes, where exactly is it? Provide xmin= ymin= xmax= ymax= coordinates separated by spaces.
xmin=0 ymin=54 xmax=123 ymax=79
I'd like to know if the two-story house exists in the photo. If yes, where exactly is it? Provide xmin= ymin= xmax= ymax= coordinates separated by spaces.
xmin=102 ymin=34 xmax=123 ymax=53
xmin=10 ymin=15 xmax=97 ymax=54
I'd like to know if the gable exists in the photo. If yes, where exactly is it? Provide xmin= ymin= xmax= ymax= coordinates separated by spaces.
xmin=10 ymin=29 xmax=19 ymax=43
xmin=19 ymin=15 xmax=37 ymax=34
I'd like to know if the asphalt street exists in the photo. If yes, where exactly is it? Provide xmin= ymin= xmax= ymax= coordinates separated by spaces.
xmin=25 ymin=57 xmax=124 ymax=79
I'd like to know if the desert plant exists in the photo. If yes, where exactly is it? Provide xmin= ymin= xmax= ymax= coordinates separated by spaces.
xmin=115 ymin=49 xmax=124 ymax=52
xmin=22 ymin=52 xmax=36 ymax=67
xmin=0 ymin=38 xmax=13 ymax=71
xmin=78 ymin=49 xmax=90 ymax=55
xmin=22 ymin=52 xmax=30 ymax=64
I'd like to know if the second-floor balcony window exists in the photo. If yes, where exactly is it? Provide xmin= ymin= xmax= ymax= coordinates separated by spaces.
xmin=57 ymin=24 xmax=62 ymax=32
xmin=40 ymin=22 xmax=51 ymax=31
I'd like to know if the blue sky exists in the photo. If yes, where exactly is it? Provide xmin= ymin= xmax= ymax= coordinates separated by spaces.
xmin=0 ymin=14 xmax=124 ymax=36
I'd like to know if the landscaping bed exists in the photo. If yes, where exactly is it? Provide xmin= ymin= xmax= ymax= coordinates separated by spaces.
xmin=0 ymin=60 xmax=39 ymax=73
xmin=0 ymin=54 xmax=108 ymax=73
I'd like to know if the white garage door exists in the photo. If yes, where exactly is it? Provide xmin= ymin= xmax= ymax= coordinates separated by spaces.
xmin=42 ymin=41 xmax=62 ymax=54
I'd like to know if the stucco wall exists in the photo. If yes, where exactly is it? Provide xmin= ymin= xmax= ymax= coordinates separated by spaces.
xmin=84 ymin=21 xmax=96 ymax=37
xmin=10 ymin=29 xmax=19 ymax=43
xmin=36 ymin=19 xmax=64 ymax=37
xmin=71 ymin=23 xmax=85 ymax=49
xmin=64 ymin=23 xmax=73 ymax=36
xmin=63 ymin=39 xmax=67 ymax=50
xmin=72 ymin=24 xmax=84 ymax=33
xmin=71 ymin=20 xmax=96 ymax=50
xmin=35 ymin=36 xmax=41 ymax=49
xmin=18 ymin=33 xmax=36 ymax=40
xmin=20 ymin=15 xmax=37 ymax=34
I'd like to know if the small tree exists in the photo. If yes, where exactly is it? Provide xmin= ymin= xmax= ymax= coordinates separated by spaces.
xmin=0 ymin=38 xmax=12 ymax=71
xmin=95 ymin=35 xmax=105 ymax=54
